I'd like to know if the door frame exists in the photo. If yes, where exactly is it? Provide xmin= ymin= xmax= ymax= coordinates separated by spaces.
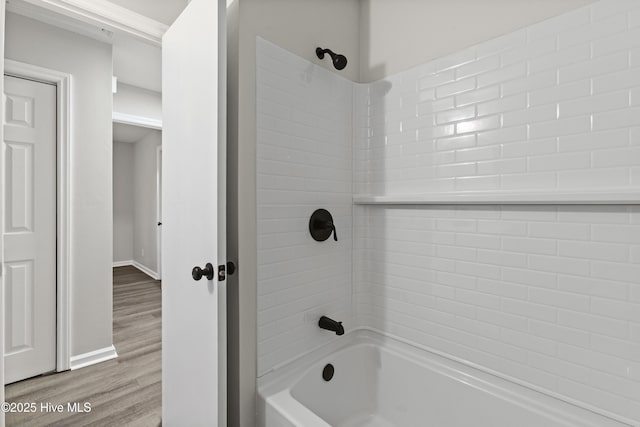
xmin=1 ymin=0 xmax=6 ymax=417
xmin=111 ymin=112 xmax=163 ymax=280
xmin=3 ymin=59 xmax=72 ymax=373
xmin=155 ymin=145 xmax=162 ymax=280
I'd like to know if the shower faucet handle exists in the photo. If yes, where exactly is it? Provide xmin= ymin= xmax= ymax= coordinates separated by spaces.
xmin=329 ymin=221 xmax=337 ymax=241
xmin=309 ymin=209 xmax=338 ymax=242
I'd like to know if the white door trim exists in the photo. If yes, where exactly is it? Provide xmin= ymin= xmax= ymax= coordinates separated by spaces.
xmin=4 ymin=59 xmax=72 ymax=373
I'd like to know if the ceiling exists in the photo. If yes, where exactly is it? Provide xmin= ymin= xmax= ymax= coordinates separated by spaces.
xmin=113 ymin=122 xmax=153 ymax=144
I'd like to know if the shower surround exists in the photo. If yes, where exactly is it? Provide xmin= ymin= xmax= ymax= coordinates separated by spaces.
xmin=257 ymin=1 xmax=640 ymax=424
xmin=256 ymin=38 xmax=353 ymax=377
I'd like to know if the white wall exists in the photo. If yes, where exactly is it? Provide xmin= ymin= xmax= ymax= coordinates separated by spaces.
xmin=113 ymin=142 xmax=134 ymax=263
xmin=256 ymin=38 xmax=353 ymax=376
xmin=133 ymin=130 xmax=162 ymax=274
xmin=5 ymin=13 xmax=114 ymax=357
xmin=359 ymin=0 xmax=597 ymax=82
xmin=113 ymin=82 xmax=162 ymax=124
xmin=113 ymin=37 xmax=162 ymax=93
xmin=353 ymin=1 xmax=640 ymax=423
xmin=229 ymin=1 xmax=360 ymax=424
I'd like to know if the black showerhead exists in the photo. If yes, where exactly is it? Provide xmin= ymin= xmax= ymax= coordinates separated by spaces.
xmin=316 ymin=47 xmax=348 ymax=71
xmin=332 ymin=54 xmax=348 ymax=70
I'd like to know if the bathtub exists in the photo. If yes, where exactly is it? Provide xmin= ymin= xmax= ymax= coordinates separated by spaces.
xmin=258 ymin=330 xmax=634 ymax=427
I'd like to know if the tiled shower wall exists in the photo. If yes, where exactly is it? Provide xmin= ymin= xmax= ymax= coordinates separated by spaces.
xmin=354 ymin=1 xmax=640 ymax=423
xmin=256 ymin=0 xmax=640 ymax=422
xmin=256 ymin=38 xmax=353 ymax=376
xmin=354 ymin=0 xmax=640 ymax=195
xmin=354 ymin=205 xmax=640 ymax=421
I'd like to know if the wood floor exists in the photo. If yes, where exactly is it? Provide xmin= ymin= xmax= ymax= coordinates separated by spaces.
xmin=5 ymin=266 xmax=162 ymax=426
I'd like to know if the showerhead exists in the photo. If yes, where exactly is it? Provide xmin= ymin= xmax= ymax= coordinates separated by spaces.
xmin=316 ymin=47 xmax=348 ymax=71
xmin=332 ymin=54 xmax=348 ymax=70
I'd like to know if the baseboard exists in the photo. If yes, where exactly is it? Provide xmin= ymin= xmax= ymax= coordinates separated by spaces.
xmin=70 ymin=345 xmax=118 ymax=370
xmin=113 ymin=260 xmax=160 ymax=280
xmin=113 ymin=260 xmax=134 ymax=268
xmin=132 ymin=261 xmax=160 ymax=280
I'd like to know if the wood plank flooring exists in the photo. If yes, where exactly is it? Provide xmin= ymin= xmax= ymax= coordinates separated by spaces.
xmin=5 ymin=266 xmax=162 ymax=426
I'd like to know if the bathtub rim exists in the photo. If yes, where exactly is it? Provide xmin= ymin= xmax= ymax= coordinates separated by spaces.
xmin=258 ymin=327 xmax=639 ymax=427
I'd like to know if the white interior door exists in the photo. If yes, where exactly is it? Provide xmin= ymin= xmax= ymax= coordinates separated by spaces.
xmin=162 ymin=0 xmax=227 ymax=425
xmin=2 ymin=75 xmax=56 ymax=384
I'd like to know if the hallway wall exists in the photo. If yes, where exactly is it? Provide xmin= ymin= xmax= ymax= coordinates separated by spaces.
xmin=113 ymin=142 xmax=135 ymax=263
xmin=5 ymin=12 xmax=114 ymax=357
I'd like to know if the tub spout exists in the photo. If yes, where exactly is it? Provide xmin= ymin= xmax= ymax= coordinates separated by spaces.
xmin=319 ymin=316 xmax=344 ymax=336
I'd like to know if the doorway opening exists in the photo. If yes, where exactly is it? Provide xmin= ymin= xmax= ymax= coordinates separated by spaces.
xmin=112 ymin=122 xmax=162 ymax=281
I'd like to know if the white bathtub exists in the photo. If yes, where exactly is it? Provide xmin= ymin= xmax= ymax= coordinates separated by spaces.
xmin=258 ymin=330 xmax=634 ymax=427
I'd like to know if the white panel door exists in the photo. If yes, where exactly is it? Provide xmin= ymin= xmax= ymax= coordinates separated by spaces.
xmin=162 ymin=0 xmax=227 ymax=425
xmin=2 ymin=75 xmax=56 ymax=384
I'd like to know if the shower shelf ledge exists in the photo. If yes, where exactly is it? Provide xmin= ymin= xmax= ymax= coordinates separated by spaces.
xmin=353 ymin=190 xmax=640 ymax=205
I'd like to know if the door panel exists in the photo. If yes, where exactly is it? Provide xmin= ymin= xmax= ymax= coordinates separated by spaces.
xmin=162 ymin=0 xmax=226 ymax=425
xmin=3 ymin=75 xmax=56 ymax=384
xmin=5 ymin=142 xmax=34 ymax=232
xmin=5 ymin=261 xmax=34 ymax=352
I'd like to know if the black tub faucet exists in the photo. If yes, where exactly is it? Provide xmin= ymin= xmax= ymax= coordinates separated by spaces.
xmin=319 ymin=316 xmax=344 ymax=336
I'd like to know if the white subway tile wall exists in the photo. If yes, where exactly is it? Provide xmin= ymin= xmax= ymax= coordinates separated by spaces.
xmin=257 ymin=1 xmax=640 ymax=423
xmin=353 ymin=1 xmax=640 ymax=423
xmin=354 ymin=205 xmax=640 ymax=421
xmin=354 ymin=0 xmax=640 ymax=196
xmin=256 ymin=38 xmax=353 ymax=376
